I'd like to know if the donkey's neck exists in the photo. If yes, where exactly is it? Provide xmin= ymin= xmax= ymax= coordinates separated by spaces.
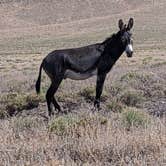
xmin=102 ymin=33 xmax=125 ymax=62
xmin=110 ymin=46 xmax=124 ymax=62
xmin=98 ymin=43 xmax=124 ymax=73
xmin=103 ymin=43 xmax=124 ymax=62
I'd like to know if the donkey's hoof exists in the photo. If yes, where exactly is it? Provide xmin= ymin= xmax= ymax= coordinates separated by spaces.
xmin=94 ymin=100 xmax=100 ymax=109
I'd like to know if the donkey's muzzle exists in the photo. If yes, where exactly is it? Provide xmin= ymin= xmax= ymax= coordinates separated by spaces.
xmin=125 ymin=44 xmax=133 ymax=57
xmin=127 ymin=51 xmax=133 ymax=57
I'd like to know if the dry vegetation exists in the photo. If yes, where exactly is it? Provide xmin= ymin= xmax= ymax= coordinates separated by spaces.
xmin=0 ymin=0 xmax=166 ymax=165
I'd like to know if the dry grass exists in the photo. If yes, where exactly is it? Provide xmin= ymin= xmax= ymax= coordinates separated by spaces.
xmin=0 ymin=93 xmax=44 ymax=117
xmin=0 ymin=110 xmax=165 ymax=165
xmin=0 ymin=0 xmax=166 ymax=165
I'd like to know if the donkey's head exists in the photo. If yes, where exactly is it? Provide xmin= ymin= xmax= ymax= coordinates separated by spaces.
xmin=118 ymin=18 xmax=134 ymax=57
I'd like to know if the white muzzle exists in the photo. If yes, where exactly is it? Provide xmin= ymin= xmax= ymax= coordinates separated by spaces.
xmin=125 ymin=44 xmax=133 ymax=57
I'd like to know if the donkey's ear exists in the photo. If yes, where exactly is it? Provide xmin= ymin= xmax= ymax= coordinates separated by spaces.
xmin=118 ymin=19 xmax=124 ymax=31
xmin=127 ymin=18 xmax=134 ymax=30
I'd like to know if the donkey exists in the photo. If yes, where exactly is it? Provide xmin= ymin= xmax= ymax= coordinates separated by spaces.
xmin=36 ymin=18 xmax=134 ymax=116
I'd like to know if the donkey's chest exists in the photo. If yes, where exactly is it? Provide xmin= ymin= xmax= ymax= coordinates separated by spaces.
xmin=64 ymin=69 xmax=97 ymax=80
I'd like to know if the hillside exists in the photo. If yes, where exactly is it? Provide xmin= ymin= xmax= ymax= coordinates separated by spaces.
xmin=0 ymin=0 xmax=145 ymax=28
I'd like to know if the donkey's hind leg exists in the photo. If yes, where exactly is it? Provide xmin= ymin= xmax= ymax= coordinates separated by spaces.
xmin=46 ymin=77 xmax=63 ymax=116
xmin=46 ymin=84 xmax=55 ymax=116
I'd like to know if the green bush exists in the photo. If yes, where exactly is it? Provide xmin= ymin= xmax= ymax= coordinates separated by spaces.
xmin=122 ymin=108 xmax=150 ymax=129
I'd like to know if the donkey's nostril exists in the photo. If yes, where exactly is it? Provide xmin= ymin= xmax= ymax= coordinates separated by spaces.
xmin=127 ymin=51 xmax=133 ymax=57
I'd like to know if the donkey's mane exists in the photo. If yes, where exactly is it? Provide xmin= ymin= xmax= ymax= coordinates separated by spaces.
xmin=102 ymin=33 xmax=117 ymax=46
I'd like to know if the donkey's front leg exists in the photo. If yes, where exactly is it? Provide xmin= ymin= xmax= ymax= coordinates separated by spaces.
xmin=94 ymin=73 xmax=106 ymax=109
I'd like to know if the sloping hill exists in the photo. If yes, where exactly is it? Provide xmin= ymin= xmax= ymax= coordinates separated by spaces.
xmin=0 ymin=0 xmax=145 ymax=28
xmin=0 ymin=0 xmax=165 ymax=42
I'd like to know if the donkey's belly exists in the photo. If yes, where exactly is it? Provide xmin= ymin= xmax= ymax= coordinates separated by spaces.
xmin=64 ymin=69 xmax=97 ymax=80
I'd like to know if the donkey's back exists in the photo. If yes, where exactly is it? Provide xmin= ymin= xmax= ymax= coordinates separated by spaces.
xmin=43 ymin=43 xmax=103 ymax=75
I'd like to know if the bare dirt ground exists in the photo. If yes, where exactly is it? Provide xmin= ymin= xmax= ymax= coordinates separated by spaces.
xmin=0 ymin=0 xmax=166 ymax=165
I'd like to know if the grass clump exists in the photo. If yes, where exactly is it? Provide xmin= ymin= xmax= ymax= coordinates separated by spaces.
xmin=120 ymin=72 xmax=141 ymax=82
xmin=76 ymin=113 xmax=107 ymax=127
xmin=0 ymin=110 xmax=8 ymax=119
xmin=120 ymin=72 xmax=150 ymax=84
xmin=48 ymin=113 xmax=108 ymax=136
xmin=142 ymin=56 xmax=152 ymax=64
xmin=109 ymin=84 xmax=123 ymax=97
xmin=79 ymin=87 xmax=108 ymax=102
xmin=120 ymin=91 xmax=145 ymax=108
xmin=106 ymin=100 xmax=124 ymax=113
xmin=2 ymin=93 xmax=43 ymax=116
xmin=48 ymin=114 xmax=79 ymax=135
xmin=122 ymin=108 xmax=150 ymax=129
xmin=79 ymin=87 xmax=95 ymax=101
xmin=57 ymin=92 xmax=78 ymax=102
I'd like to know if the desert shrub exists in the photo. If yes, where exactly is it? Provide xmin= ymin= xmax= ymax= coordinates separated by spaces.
xmin=48 ymin=114 xmax=79 ymax=135
xmin=57 ymin=93 xmax=69 ymax=102
xmin=109 ymin=84 xmax=123 ymax=97
xmin=75 ymin=113 xmax=107 ymax=127
xmin=122 ymin=108 xmax=150 ymax=129
xmin=120 ymin=71 xmax=166 ymax=99
xmin=48 ymin=113 xmax=107 ymax=136
xmin=2 ymin=93 xmax=43 ymax=116
xmin=120 ymin=72 xmax=142 ymax=82
xmin=106 ymin=100 xmax=124 ymax=113
xmin=120 ymin=91 xmax=145 ymax=107
xmin=79 ymin=87 xmax=95 ymax=101
xmin=57 ymin=92 xmax=78 ymax=102
xmin=143 ymin=82 xmax=166 ymax=98
xmin=120 ymin=72 xmax=165 ymax=99
xmin=79 ymin=87 xmax=108 ymax=102
xmin=120 ymin=72 xmax=151 ymax=85
xmin=0 ymin=110 xmax=8 ymax=119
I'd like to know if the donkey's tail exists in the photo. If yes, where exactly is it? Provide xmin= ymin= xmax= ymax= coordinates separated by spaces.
xmin=35 ymin=61 xmax=43 ymax=94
